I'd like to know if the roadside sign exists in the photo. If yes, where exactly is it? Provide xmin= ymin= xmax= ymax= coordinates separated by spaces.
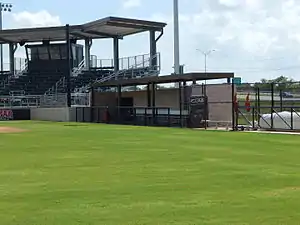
xmin=233 ymin=77 xmax=242 ymax=85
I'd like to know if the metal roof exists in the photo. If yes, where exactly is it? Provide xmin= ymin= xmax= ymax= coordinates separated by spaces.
xmin=93 ymin=72 xmax=234 ymax=87
xmin=0 ymin=16 xmax=167 ymax=44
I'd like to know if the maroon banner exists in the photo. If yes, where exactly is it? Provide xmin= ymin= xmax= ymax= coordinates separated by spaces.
xmin=0 ymin=109 xmax=13 ymax=120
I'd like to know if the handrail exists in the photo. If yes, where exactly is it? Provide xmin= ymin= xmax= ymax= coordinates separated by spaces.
xmin=0 ymin=61 xmax=28 ymax=89
xmin=72 ymin=59 xmax=85 ymax=77
xmin=44 ymin=76 xmax=66 ymax=96
xmin=94 ymin=53 xmax=160 ymax=84
xmin=15 ymin=60 xmax=28 ymax=77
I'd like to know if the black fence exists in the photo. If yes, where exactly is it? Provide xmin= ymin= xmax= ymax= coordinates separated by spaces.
xmin=75 ymin=106 xmax=194 ymax=128
xmin=236 ymin=82 xmax=300 ymax=131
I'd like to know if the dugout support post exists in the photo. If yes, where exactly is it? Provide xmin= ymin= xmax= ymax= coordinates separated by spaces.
xmin=65 ymin=24 xmax=72 ymax=107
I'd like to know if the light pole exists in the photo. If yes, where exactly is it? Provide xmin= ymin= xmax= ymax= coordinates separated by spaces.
xmin=0 ymin=3 xmax=12 ymax=72
xmin=196 ymin=49 xmax=215 ymax=94
xmin=173 ymin=0 xmax=180 ymax=75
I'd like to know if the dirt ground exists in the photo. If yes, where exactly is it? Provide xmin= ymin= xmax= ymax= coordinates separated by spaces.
xmin=0 ymin=127 xmax=27 ymax=133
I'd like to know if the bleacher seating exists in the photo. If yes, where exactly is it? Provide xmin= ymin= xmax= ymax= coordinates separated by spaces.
xmin=0 ymin=65 xmax=156 ymax=96
xmin=0 ymin=71 xmax=66 ymax=95
xmin=71 ymin=69 xmax=112 ymax=91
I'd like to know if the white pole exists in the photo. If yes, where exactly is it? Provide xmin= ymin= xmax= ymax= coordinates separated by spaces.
xmin=173 ymin=0 xmax=180 ymax=74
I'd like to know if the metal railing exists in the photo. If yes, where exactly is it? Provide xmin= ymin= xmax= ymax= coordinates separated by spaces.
xmin=94 ymin=53 xmax=161 ymax=84
xmin=72 ymin=59 xmax=85 ymax=77
xmin=15 ymin=60 xmax=28 ymax=77
xmin=44 ymin=76 xmax=66 ymax=96
xmin=40 ymin=94 xmax=67 ymax=108
xmin=0 ymin=95 xmax=41 ymax=108
xmin=90 ymin=53 xmax=154 ymax=70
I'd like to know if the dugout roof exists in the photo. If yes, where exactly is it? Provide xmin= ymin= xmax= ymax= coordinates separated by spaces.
xmin=92 ymin=72 xmax=235 ymax=87
xmin=0 ymin=16 xmax=167 ymax=44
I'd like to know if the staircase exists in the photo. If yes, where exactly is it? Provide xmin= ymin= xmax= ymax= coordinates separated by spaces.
xmin=0 ymin=60 xmax=28 ymax=95
xmin=72 ymin=60 xmax=85 ymax=77
xmin=43 ymin=53 xmax=161 ymax=97
xmin=94 ymin=53 xmax=161 ymax=84
xmin=44 ymin=76 xmax=66 ymax=96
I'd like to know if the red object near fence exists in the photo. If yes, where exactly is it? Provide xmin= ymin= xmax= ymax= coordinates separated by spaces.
xmin=245 ymin=93 xmax=251 ymax=112
xmin=234 ymin=93 xmax=239 ymax=112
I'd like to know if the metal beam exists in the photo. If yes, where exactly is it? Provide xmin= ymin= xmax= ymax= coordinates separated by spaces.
xmin=83 ymin=30 xmax=121 ymax=39
xmin=0 ymin=36 xmax=13 ymax=43
xmin=107 ymin=21 xmax=162 ymax=31
xmin=108 ymin=17 xmax=166 ymax=28
xmin=70 ymin=32 xmax=90 ymax=39
xmin=155 ymin=29 xmax=164 ymax=42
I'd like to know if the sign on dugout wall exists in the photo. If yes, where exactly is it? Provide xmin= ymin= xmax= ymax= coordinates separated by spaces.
xmin=0 ymin=109 xmax=31 ymax=121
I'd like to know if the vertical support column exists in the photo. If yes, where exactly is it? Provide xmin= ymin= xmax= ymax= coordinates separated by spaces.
xmin=147 ymin=83 xmax=151 ymax=107
xmin=90 ymin=87 xmax=95 ymax=122
xmin=84 ymin=38 xmax=90 ymax=70
xmin=178 ymin=81 xmax=183 ymax=127
xmin=9 ymin=43 xmax=15 ymax=74
xmin=183 ymin=81 xmax=187 ymax=110
xmin=231 ymin=79 xmax=236 ymax=131
xmin=151 ymin=82 xmax=156 ymax=125
xmin=149 ymin=30 xmax=157 ymax=69
xmin=117 ymin=85 xmax=121 ymax=122
xmin=113 ymin=38 xmax=119 ymax=73
xmin=65 ymin=24 xmax=72 ymax=107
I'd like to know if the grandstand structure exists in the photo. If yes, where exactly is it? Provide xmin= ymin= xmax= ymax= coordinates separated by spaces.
xmin=0 ymin=16 xmax=166 ymax=108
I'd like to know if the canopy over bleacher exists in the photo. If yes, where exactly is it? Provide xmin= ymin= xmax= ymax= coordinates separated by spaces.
xmin=0 ymin=16 xmax=167 ymax=44
xmin=92 ymin=72 xmax=235 ymax=87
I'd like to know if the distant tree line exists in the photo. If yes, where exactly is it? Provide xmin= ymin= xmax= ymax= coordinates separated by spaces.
xmin=238 ymin=76 xmax=300 ymax=92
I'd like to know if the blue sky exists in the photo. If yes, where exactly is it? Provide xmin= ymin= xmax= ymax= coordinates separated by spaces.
xmin=3 ymin=0 xmax=300 ymax=82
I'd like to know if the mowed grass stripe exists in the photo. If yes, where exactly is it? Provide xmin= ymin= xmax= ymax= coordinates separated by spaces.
xmin=0 ymin=121 xmax=300 ymax=225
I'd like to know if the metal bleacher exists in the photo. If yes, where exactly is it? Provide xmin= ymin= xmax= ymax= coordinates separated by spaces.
xmin=0 ymin=51 xmax=161 ymax=108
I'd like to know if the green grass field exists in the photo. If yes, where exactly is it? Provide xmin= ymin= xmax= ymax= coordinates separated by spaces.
xmin=1 ymin=121 xmax=300 ymax=225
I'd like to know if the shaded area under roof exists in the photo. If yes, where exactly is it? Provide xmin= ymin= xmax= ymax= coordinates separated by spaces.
xmin=92 ymin=72 xmax=235 ymax=87
xmin=0 ymin=16 xmax=167 ymax=44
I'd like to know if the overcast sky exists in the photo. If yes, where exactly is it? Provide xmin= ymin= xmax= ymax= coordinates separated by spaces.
xmin=3 ymin=0 xmax=300 ymax=82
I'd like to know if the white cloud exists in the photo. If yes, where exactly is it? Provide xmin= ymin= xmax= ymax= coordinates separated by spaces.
xmin=11 ymin=10 xmax=61 ymax=28
xmin=7 ymin=1 xmax=300 ymax=82
xmin=122 ymin=0 xmax=141 ymax=9
xmin=5 ymin=10 xmax=61 ymax=61
xmin=145 ymin=0 xmax=300 ymax=82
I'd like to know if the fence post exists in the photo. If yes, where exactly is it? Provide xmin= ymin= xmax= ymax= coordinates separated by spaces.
xmin=144 ymin=108 xmax=147 ymax=126
xmin=231 ymin=79 xmax=236 ymax=131
xmin=252 ymin=107 xmax=255 ymax=129
xmin=279 ymin=89 xmax=283 ymax=111
xmin=168 ymin=108 xmax=171 ymax=127
xmin=291 ymin=107 xmax=293 ymax=130
xmin=271 ymin=83 xmax=274 ymax=129
xmin=257 ymin=87 xmax=261 ymax=127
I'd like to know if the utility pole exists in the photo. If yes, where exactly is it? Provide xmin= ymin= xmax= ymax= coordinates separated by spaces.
xmin=173 ymin=0 xmax=180 ymax=74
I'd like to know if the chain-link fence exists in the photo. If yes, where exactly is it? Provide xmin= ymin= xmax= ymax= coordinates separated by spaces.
xmin=236 ymin=82 xmax=300 ymax=130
